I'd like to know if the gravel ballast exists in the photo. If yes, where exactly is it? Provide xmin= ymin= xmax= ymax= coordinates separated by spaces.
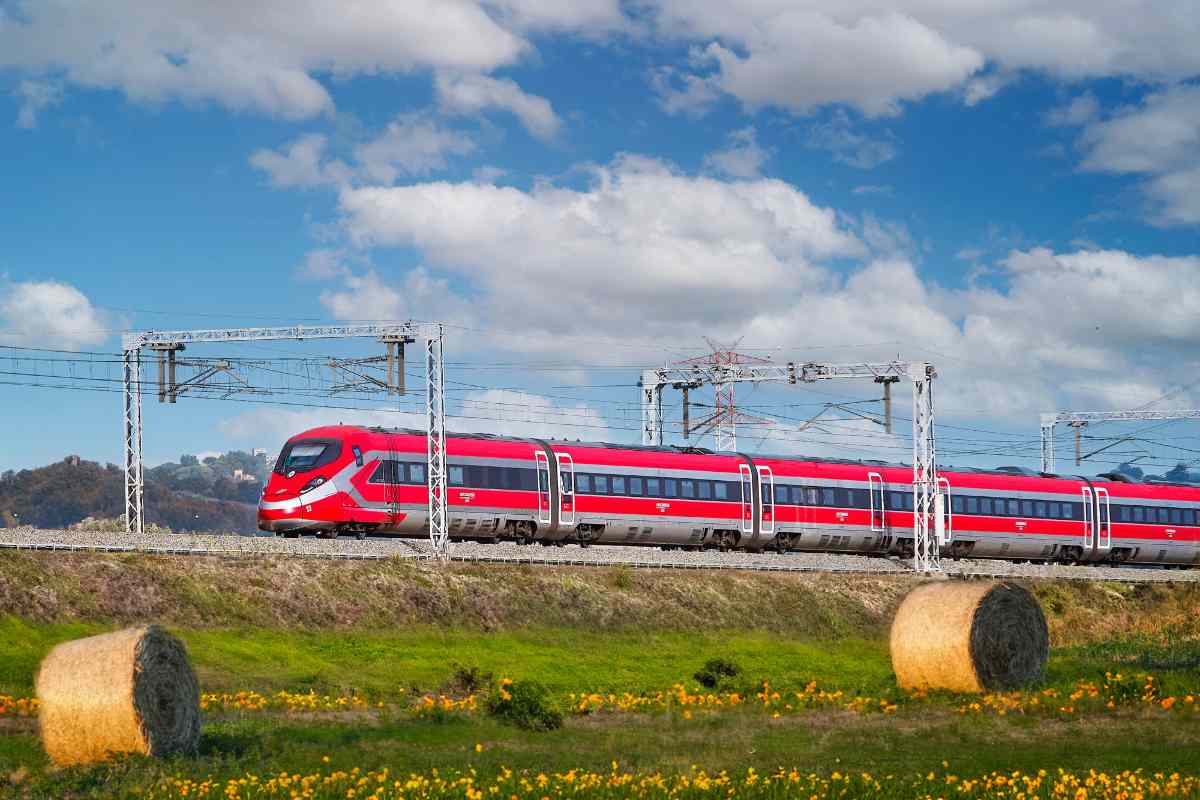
xmin=0 ymin=526 xmax=1195 ymax=583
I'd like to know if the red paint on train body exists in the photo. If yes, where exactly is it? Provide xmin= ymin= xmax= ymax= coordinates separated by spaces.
xmin=258 ymin=426 xmax=1200 ymax=566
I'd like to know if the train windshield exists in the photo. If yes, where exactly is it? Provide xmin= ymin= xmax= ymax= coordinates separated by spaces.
xmin=273 ymin=438 xmax=341 ymax=475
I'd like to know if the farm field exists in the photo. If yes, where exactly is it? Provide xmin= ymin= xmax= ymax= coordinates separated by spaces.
xmin=2 ymin=554 xmax=1200 ymax=798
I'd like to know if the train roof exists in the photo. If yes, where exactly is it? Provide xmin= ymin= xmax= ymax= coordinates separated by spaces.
xmin=347 ymin=425 xmax=1200 ymax=491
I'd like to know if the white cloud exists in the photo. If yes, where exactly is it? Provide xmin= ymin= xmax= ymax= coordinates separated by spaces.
xmin=338 ymin=154 xmax=864 ymax=344
xmin=806 ymin=111 xmax=897 ymax=169
xmin=1078 ymin=84 xmax=1200 ymax=225
xmin=1045 ymin=92 xmax=1100 ymax=127
xmin=0 ymin=0 xmax=532 ymax=119
xmin=435 ymin=72 xmax=562 ymax=140
xmin=0 ymin=279 xmax=110 ymax=349
xmin=852 ymin=184 xmax=893 ymax=197
xmin=354 ymin=114 xmax=476 ymax=183
xmin=249 ymin=134 xmax=352 ymax=188
xmin=650 ymin=2 xmax=1200 ymax=117
xmin=296 ymin=248 xmax=351 ymax=280
xmin=218 ymin=389 xmax=611 ymax=448
xmin=703 ymin=127 xmax=769 ymax=178
xmin=251 ymin=116 xmax=475 ymax=189
xmin=324 ymin=152 xmax=1200 ymax=425
xmin=13 ymin=79 xmax=62 ymax=128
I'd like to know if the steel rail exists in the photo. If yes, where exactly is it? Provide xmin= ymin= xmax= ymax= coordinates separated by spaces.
xmin=0 ymin=539 xmax=1194 ymax=584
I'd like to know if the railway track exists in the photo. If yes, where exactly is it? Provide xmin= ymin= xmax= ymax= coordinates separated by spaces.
xmin=2 ymin=529 xmax=1198 ymax=584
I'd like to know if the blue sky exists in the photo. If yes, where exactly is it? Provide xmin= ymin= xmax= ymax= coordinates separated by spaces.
xmin=1 ymin=1 xmax=1199 ymax=476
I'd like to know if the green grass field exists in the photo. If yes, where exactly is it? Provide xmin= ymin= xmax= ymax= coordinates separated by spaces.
xmin=3 ymin=554 xmax=1200 ymax=798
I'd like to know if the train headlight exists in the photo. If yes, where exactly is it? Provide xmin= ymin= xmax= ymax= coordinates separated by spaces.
xmin=299 ymin=476 xmax=327 ymax=494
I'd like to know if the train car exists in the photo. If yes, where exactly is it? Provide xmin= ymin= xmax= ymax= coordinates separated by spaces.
xmin=258 ymin=425 xmax=1200 ymax=566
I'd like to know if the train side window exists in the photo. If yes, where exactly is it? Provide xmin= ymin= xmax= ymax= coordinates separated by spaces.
xmin=886 ymin=491 xmax=900 ymax=511
xmin=1131 ymin=506 xmax=1144 ymax=523
xmin=951 ymin=495 xmax=964 ymax=514
xmin=1006 ymin=499 xmax=1019 ymax=516
xmin=1019 ymin=499 xmax=1033 ymax=517
xmin=821 ymin=488 xmax=836 ymax=506
xmin=629 ymin=477 xmax=643 ymax=496
xmin=665 ymin=479 xmax=678 ymax=498
xmin=1113 ymin=505 xmax=1126 ymax=522
xmin=352 ymin=446 xmax=363 ymax=467
xmin=965 ymin=496 xmax=979 ymax=514
xmin=449 ymin=466 xmax=465 ymax=486
xmin=803 ymin=487 xmax=818 ymax=506
xmin=594 ymin=475 xmax=609 ymax=494
xmin=775 ymin=484 xmax=790 ymax=504
xmin=712 ymin=481 xmax=726 ymax=500
xmin=368 ymin=460 xmax=392 ymax=484
xmin=611 ymin=476 xmax=626 ymax=495
xmin=646 ymin=477 xmax=660 ymax=497
xmin=681 ymin=480 xmax=695 ymax=499
xmin=1047 ymin=502 xmax=1059 ymax=519
xmin=576 ymin=474 xmax=592 ymax=494
xmin=1186 ymin=509 xmax=1197 ymax=526
xmin=698 ymin=480 xmax=711 ymax=500
xmin=1158 ymin=507 xmax=1170 ymax=524
xmin=979 ymin=497 xmax=993 ymax=515
xmin=409 ymin=463 xmax=426 ymax=484
xmin=1032 ymin=501 xmax=1044 ymax=517
xmin=905 ymin=493 xmax=916 ymax=511
xmin=1170 ymin=508 xmax=1182 ymax=525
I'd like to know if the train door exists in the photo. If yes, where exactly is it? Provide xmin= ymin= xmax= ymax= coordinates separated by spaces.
xmin=556 ymin=452 xmax=575 ymax=526
xmin=868 ymin=472 xmax=886 ymax=535
xmin=738 ymin=464 xmax=754 ymax=536
xmin=534 ymin=450 xmax=553 ymax=528
xmin=936 ymin=477 xmax=953 ymax=545
xmin=1081 ymin=487 xmax=1094 ymax=554
xmin=384 ymin=434 xmax=402 ymax=531
xmin=1095 ymin=487 xmax=1111 ymax=552
xmin=759 ymin=465 xmax=774 ymax=535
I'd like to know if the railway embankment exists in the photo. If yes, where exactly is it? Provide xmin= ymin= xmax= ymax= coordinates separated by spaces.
xmin=1 ymin=549 xmax=1198 ymax=645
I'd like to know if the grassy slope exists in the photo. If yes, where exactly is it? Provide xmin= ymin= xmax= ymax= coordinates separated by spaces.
xmin=2 ymin=553 xmax=1200 ymax=797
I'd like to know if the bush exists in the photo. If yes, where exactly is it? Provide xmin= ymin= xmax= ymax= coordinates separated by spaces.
xmin=693 ymin=658 xmax=742 ymax=689
xmin=486 ymin=679 xmax=562 ymax=731
xmin=445 ymin=663 xmax=492 ymax=695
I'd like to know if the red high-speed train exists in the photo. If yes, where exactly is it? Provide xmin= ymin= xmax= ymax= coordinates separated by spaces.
xmin=258 ymin=425 xmax=1200 ymax=566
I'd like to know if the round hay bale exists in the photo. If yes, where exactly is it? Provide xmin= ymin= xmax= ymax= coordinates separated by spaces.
xmin=890 ymin=581 xmax=1048 ymax=693
xmin=35 ymin=625 xmax=200 ymax=766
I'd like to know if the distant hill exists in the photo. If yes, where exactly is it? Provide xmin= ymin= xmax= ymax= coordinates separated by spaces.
xmin=146 ymin=450 xmax=272 ymax=505
xmin=0 ymin=457 xmax=257 ymax=533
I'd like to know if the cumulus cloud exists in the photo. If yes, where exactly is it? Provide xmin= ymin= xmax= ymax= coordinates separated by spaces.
xmin=649 ymin=2 xmax=1200 ymax=117
xmin=1045 ymin=92 xmax=1100 ymax=127
xmin=435 ymin=72 xmax=562 ymax=140
xmin=0 ymin=279 xmax=110 ymax=349
xmin=249 ymin=134 xmax=352 ymax=188
xmin=703 ymin=127 xmax=769 ymax=178
xmin=337 ymin=154 xmax=865 ymax=346
xmin=1078 ymin=84 xmax=1200 ymax=225
xmin=218 ymin=389 xmax=611 ymax=449
xmin=251 ymin=115 xmax=475 ymax=189
xmin=0 ymin=0 xmax=534 ymax=119
xmin=317 ymin=152 xmax=1200 ymax=424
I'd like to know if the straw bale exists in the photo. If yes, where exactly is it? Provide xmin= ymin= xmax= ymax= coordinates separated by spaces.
xmin=35 ymin=625 xmax=200 ymax=765
xmin=890 ymin=581 xmax=1048 ymax=693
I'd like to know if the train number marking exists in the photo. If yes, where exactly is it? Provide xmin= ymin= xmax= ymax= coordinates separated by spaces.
xmin=460 ymin=492 xmax=475 ymax=503
xmin=656 ymin=503 xmax=669 ymax=512
xmin=1015 ymin=520 xmax=1027 ymax=529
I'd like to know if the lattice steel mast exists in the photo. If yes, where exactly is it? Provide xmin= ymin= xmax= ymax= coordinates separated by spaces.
xmin=1040 ymin=409 xmax=1200 ymax=472
xmin=121 ymin=323 xmax=451 ymax=557
xmin=641 ymin=359 xmax=943 ymax=572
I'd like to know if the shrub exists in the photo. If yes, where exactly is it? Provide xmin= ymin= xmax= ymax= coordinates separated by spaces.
xmin=445 ymin=663 xmax=492 ymax=695
xmin=486 ymin=679 xmax=562 ymax=731
xmin=693 ymin=658 xmax=742 ymax=689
